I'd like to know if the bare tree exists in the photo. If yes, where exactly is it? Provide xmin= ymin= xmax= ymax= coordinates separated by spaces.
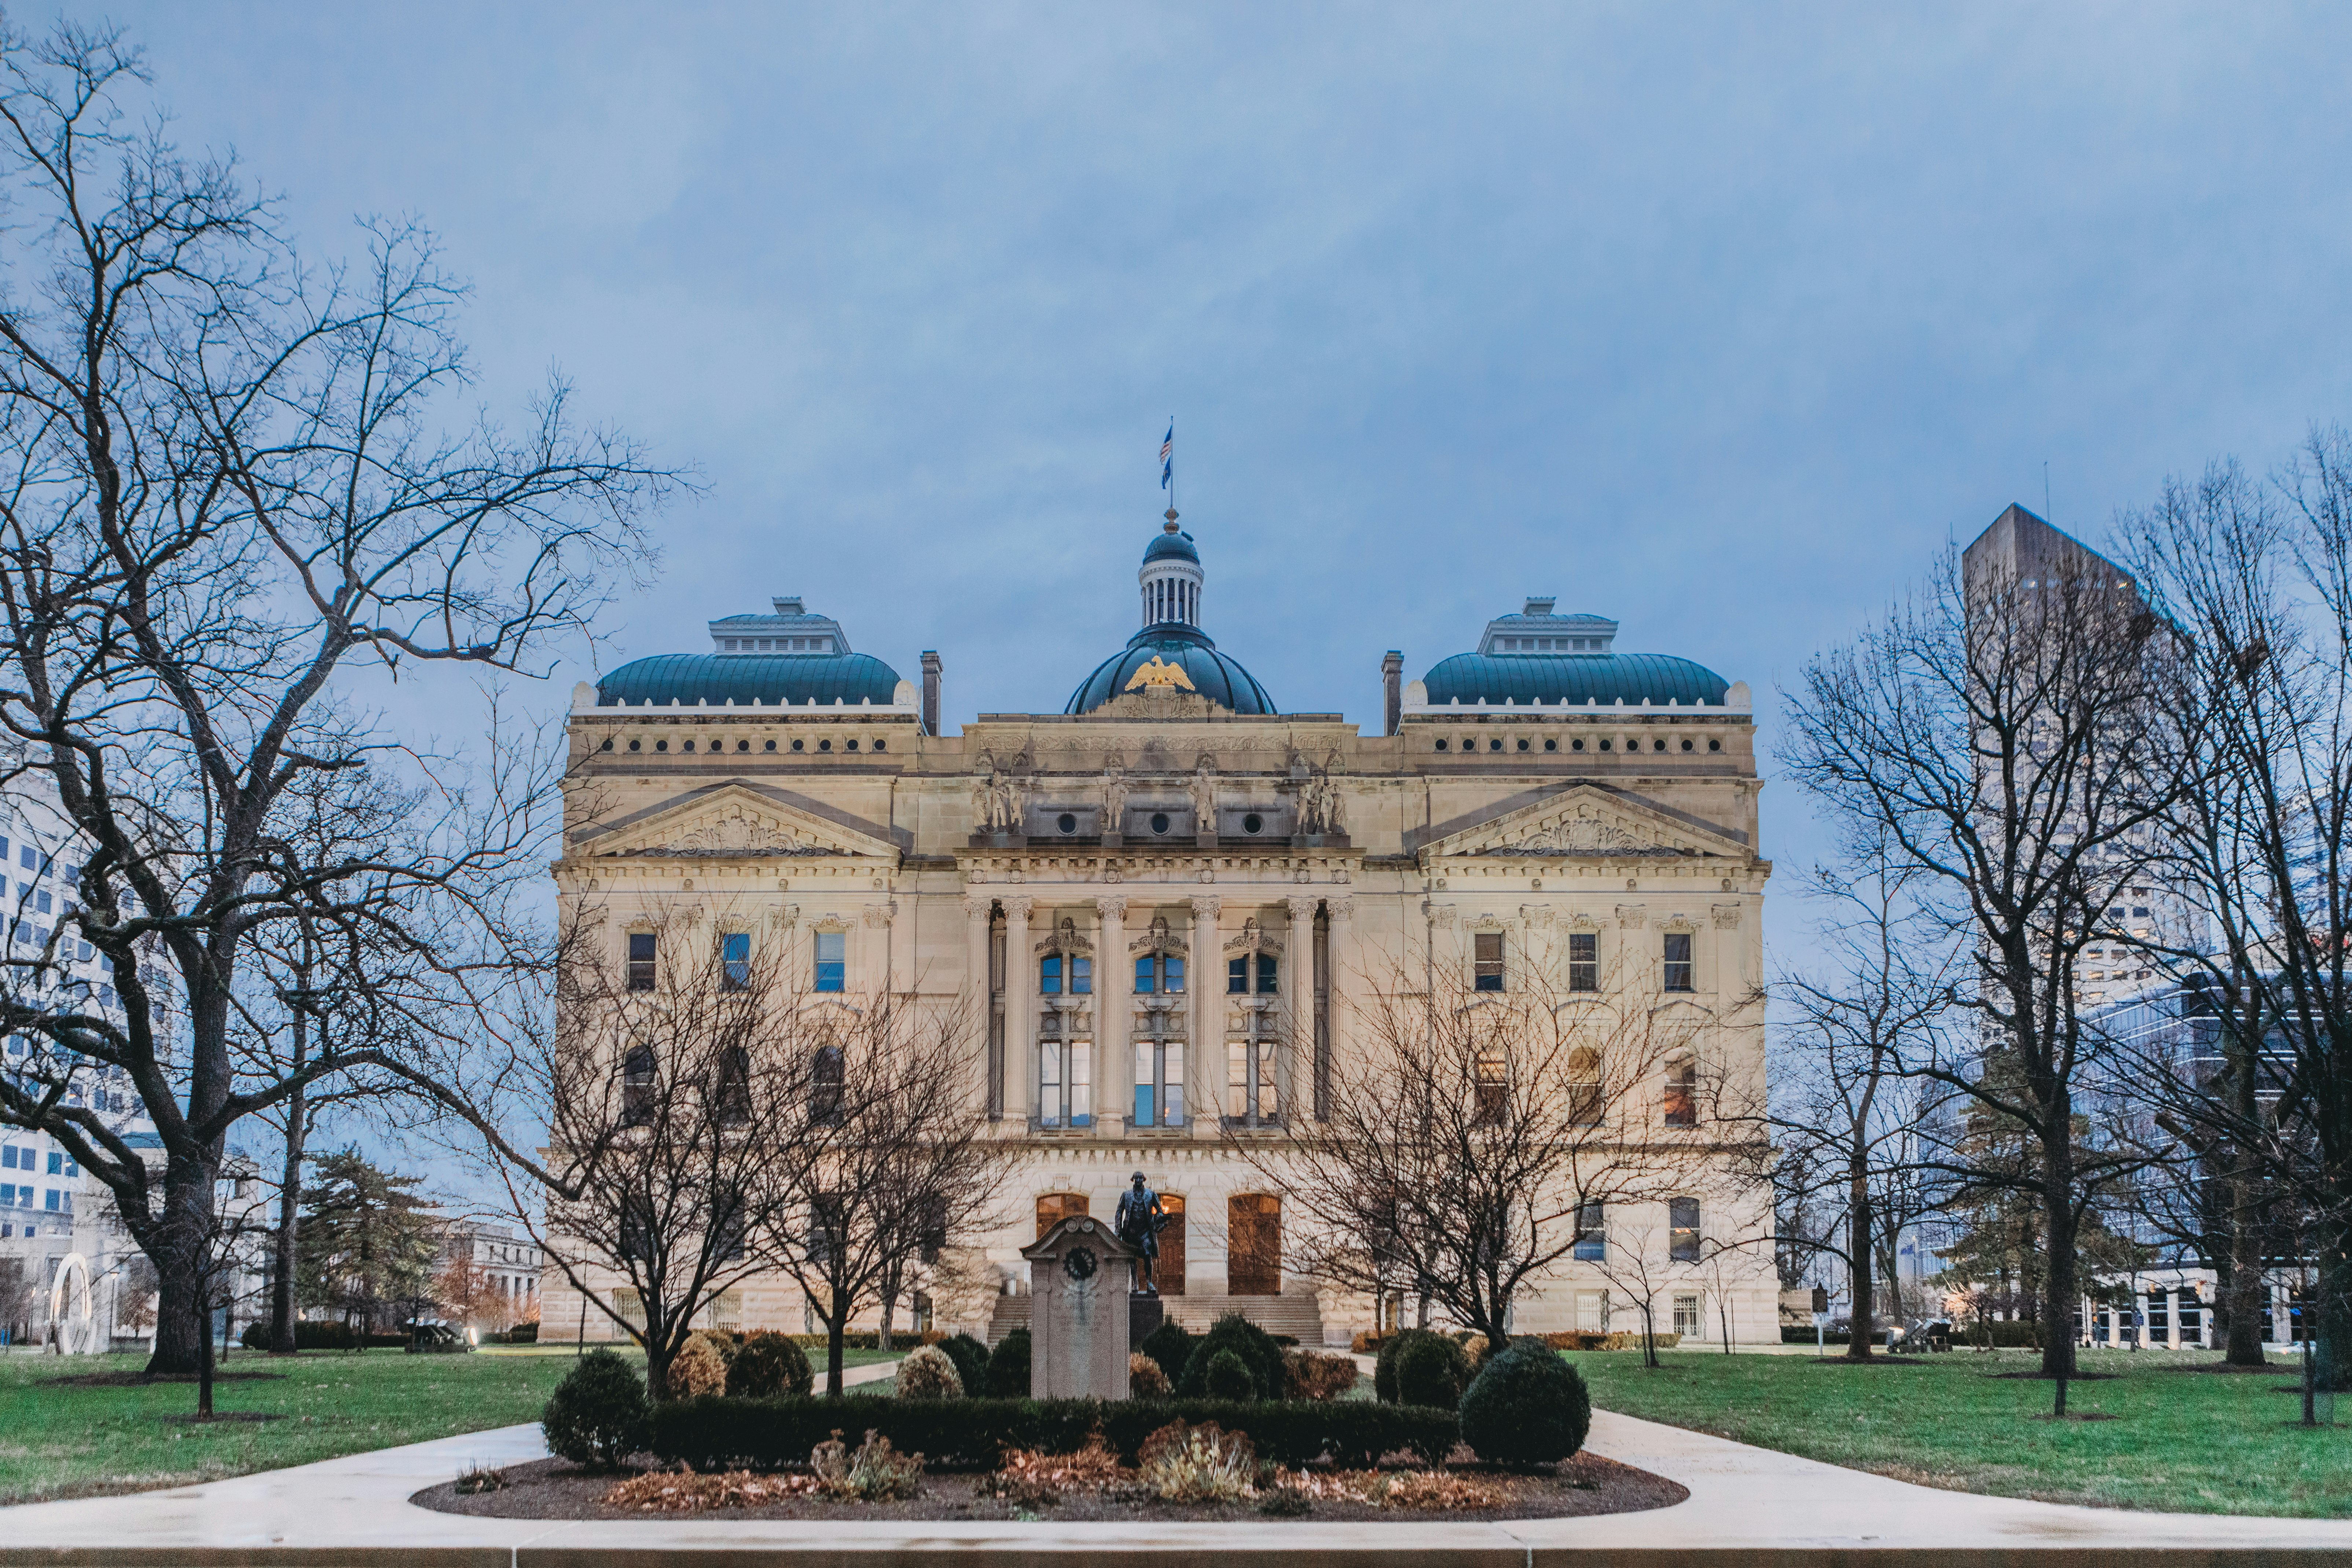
xmin=768 ymin=993 xmax=1008 ymax=1396
xmin=1766 ymin=840 xmax=1958 ymax=1359
xmin=1233 ymin=954 xmax=1754 ymax=1354
xmin=0 ymin=24 xmax=671 ymax=1373
xmin=506 ymin=914 xmax=812 ymax=1400
xmin=2119 ymin=438 xmax=2352 ymax=1389
xmin=1782 ymin=536 xmax=2187 ymax=1406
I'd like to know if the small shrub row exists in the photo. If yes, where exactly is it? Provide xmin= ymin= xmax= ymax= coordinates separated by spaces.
xmin=236 ymin=1321 xmax=411 ymax=1351
xmin=649 ymin=1394 xmax=1460 ymax=1472
xmin=782 ymin=1330 xmax=949 ymax=1351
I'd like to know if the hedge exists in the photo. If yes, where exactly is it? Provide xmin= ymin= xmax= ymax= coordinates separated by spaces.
xmin=649 ymin=1395 xmax=1459 ymax=1472
xmin=786 ymin=1331 xmax=947 ymax=1351
xmin=236 ymin=1321 xmax=411 ymax=1351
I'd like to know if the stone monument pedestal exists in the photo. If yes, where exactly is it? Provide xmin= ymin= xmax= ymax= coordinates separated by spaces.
xmin=1129 ymin=1290 xmax=1165 ymax=1352
xmin=1021 ymin=1216 xmax=1142 ymax=1401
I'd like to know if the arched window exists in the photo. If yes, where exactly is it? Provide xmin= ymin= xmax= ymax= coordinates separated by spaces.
xmin=810 ymin=1045 xmax=845 ymax=1126
xmin=621 ymin=1045 xmax=657 ymax=1126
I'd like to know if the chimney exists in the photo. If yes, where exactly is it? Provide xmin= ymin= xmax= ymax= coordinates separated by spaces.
xmin=920 ymin=650 xmax=943 ymax=737
xmin=1382 ymin=651 xmax=1404 ymax=737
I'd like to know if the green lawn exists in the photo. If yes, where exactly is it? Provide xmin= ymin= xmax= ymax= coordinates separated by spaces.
xmin=1576 ymin=1347 xmax=2352 ymax=1517
xmin=0 ymin=1345 xmax=900 ymax=1505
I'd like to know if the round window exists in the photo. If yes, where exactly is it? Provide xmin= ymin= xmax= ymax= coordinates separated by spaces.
xmin=790 ymin=739 xmax=804 ymax=752
xmin=599 ymin=738 xmax=613 ymax=751
xmin=873 ymin=739 xmax=885 ymax=752
xmin=1709 ymin=738 xmax=1721 ymax=752
xmin=1681 ymin=738 xmax=1693 ymax=752
xmin=681 ymin=739 xmax=694 ymax=753
xmin=845 ymin=738 xmax=859 ymax=752
xmin=1516 ymin=738 xmax=1529 ymax=751
xmin=1654 ymin=738 xmax=1666 ymax=752
xmin=654 ymin=739 xmax=668 ymax=752
xmin=737 ymin=739 xmax=750 ymax=752
xmin=1570 ymin=737 xmax=1584 ymax=752
xmin=1489 ymin=738 xmax=1502 ymax=752
xmin=1434 ymin=739 xmax=1449 ymax=752
xmin=1243 ymin=813 xmax=1263 ymax=834
xmin=765 ymin=739 xmax=777 ymax=751
xmin=1598 ymin=739 xmax=1611 ymax=752
xmin=627 ymin=738 xmax=641 ymax=752
xmin=1150 ymin=812 xmax=1171 ymax=834
xmin=818 ymin=738 xmax=832 ymax=752
xmin=1058 ymin=813 xmax=1078 ymax=834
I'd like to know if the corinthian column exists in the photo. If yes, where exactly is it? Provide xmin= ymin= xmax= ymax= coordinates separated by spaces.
xmin=1003 ymin=895 xmax=1035 ymax=1124
xmin=1321 ymin=897 xmax=1353 ymax=1123
xmin=962 ymin=895 xmax=995 ymax=1117
xmin=1095 ymin=895 xmax=1129 ymax=1133
xmin=1284 ymin=896 xmax=1317 ymax=1121
xmin=1188 ymin=895 xmax=1220 ymax=1132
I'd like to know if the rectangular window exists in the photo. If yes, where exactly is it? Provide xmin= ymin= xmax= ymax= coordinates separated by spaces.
xmin=1670 ymin=1196 xmax=1701 ymax=1262
xmin=45 ymin=1150 xmax=60 ymax=1174
xmin=1041 ymin=954 xmax=1063 ymax=995
xmin=1 ymin=1145 xmax=12 ymax=1168
xmin=1474 ymin=932 xmax=1504 ymax=991
xmin=34 ymin=890 xmax=50 ymax=915
xmin=1164 ymin=955 xmax=1184 ymax=993
xmin=1071 ymin=956 xmax=1091 ymax=995
xmin=1225 ymin=1035 xmax=1278 ymax=1123
xmin=1038 ymin=1037 xmax=1091 ymax=1128
xmin=1133 ymin=1038 xmax=1186 ymax=1127
xmin=720 ymin=932 xmax=751 ymax=992
xmin=1135 ymin=955 xmax=1157 ymax=994
xmin=627 ymin=932 xmax=656 ymax=992
xmin=1228 ymin=956 xmax=1248 ymax=994
xmin=1256 ymin=954 xmax=1277 ymax=994
xmin=1573 ymin=1200 xmax=1605 ymax=1261
xmin=1673 ymin=1293 xmax=1703 ymax=1337
xmin=1474 ymin=1046 xmax=1507 ymax=1125
xmin=1664 ymin=1060 xmax=1698 ymax=1126
xmin=814 ymin=931 xmax=845 ymax=992
xmin=43 ymin=1189 xmax=58 ymax=1211
xmin=1576 ymin=1290 xmax=1609 ymax=1332
xmin=1662 ymin=932 xmax=1694 ymax=992
xmin=15 ymin=846 xmax=28 ymax=869
xmin=1568 ymin=932 xmax=1598 ymax=991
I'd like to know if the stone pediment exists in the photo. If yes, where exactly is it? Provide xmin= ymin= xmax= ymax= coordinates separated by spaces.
xmin=574 ymin=783 xmax=899 ymax=863
xmin=1423 ymin=786 xmax=1746 ymax=864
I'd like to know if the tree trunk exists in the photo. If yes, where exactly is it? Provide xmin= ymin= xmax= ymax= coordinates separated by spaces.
xmin=145 ymin=1149 xmax=223 ymax=1376
xmin=270 ymin=1079 xmax=307 ymax=1355
xmin=197 ymin=1279 xmax=217 ymax=1420
xmin=2039 ymin=1134 xmax=2080 ymax=1390
xmin=825 ymin=1292 xmax=849 ymax=1397
xmin=1845 ymin=1158 xmax=1874 ymax=1359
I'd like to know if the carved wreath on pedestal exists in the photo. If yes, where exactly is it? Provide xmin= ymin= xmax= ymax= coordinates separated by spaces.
xmin=1063 ymin=1246 xmax=1098 ymax=1281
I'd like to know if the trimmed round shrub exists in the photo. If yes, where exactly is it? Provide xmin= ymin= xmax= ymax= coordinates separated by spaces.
xmin=1460 ymin=1343 xmax=1591 ymax=1465
xmin=542 ymin=1348 xmax=649 ymax=1468
xmin=896 ymin=1343 xmax=964 ymax=1400
xmin=726 ymin=1332 xmax=813 ymax=1398
xmin=939 ymin=1331 xmax=991 ymax=1393
xmin=1373 ymin=1327 xmax=1449 ymax=1403
xmin=1139 ymin=1318 xmax=1195 ymax=1388
xmin=984 ymin=1327 xmax=1032 ymax=1397
xmin=1177 ymin=1313 xmax=1286 ymax=1401
xmin=1393 ymin=1330 xmax=1472 ymax=1410
xmin=1203 ymin=1347 xmax=1255 ymax=1401
xmin=1128 ymin=1351 xmax=1173 ymax=1399
xmin=667 ymin=1333 xmax=729 ymax=1398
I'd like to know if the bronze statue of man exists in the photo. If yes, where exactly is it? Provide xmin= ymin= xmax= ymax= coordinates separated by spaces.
xmin=1114 ymin=1169 xmax=1168 ymax=1294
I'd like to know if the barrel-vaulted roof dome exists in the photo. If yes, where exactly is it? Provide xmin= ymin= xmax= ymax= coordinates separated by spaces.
xmin=594 ymin=595 xmax=904 ymax=706
xmin=1419 ymin=597 xmax=1728 ymax=707
xmin=1066 ymin=624 xmax=1276 ymax=715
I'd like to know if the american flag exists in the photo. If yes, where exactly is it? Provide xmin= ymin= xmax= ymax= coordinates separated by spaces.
xmin=1160 ymin=422 xmax=1174 ymax=490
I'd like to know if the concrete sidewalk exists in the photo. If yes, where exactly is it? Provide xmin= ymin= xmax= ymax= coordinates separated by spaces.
xmin=4 ymin=1370 xmax=2351 ymax=1563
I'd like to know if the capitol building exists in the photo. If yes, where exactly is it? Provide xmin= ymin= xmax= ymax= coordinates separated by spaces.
xmin=540 ymin=507 xmax=1775 ymax=1348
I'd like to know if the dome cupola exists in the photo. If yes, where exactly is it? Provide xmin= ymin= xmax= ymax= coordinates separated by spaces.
xmin=1138 ymin=508 xmax=1203 ymax=629
xmin=1065 ymin=507 xmax=1275 ymax=716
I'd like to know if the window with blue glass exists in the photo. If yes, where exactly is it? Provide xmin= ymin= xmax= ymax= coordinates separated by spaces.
xmin=720 ymin=931 xmax=751 ymax=992
xmin=1038 ymin=1035 xmax=1091 ymax=1127
xmin=1134 ymin=953 xmax=1184 ymax=994
xmin=1226 ymin=954 xmax=1277 ymax=994
xmin=1573 ymin=1200 xmax=1606 ymax=1261
xmin=814 ymin=931 xmax=845 ymax=992
xmin=1133 ymin=1038 xmax=1185 ymax=1128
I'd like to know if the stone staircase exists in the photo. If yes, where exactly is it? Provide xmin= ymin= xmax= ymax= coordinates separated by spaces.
xmin=986 ymin=1288 xmax=1325 ymax=1346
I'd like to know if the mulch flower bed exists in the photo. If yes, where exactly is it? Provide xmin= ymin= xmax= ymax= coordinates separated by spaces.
xmin=415 ymin=1450 xmax=1685 ymax=1524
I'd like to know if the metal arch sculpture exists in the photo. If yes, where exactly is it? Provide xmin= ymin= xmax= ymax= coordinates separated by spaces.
xmin=48 ymin=1251 xmax=93 ymax=1354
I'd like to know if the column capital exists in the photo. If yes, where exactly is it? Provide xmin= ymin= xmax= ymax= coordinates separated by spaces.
xmin=1282 ymin=895 xmax=1317 ymax=928
xmin=1095 ymin=895 xmax=1129 ymax=924
xmin=962 ymin=894 xmax=992 ymax=921
xmin=1005 ymin=895 xmax=1036 ymax=923
xmin=1326 ymin=896 xmax=1354 ymax=923
xmin=1188 ymin=895 xmax=1221 ymax=923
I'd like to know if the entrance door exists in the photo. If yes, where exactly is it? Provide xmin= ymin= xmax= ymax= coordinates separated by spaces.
xmin=1036 ymin=1192 xmax=1088 ymax=1239
xmin=1157 ymin=1194 xmax=1187 ymax=1296
xmin=1227 ymin=1193 xmax=1281 ymax=1295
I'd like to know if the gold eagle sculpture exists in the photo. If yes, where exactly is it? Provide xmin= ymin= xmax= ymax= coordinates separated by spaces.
xmin=1124 ymin=655 xmax=1196 ymax=693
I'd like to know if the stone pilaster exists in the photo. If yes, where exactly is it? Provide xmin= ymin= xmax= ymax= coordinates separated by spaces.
xmin=1004 ymin=895 xmax=1035 ymax=1123
xmin=1096 ymin=895 xmax=1129 ymax=1134
xmin=1188 ymin=895 xmax=1220 ymax=1132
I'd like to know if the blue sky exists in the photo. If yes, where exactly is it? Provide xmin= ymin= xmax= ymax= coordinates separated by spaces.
xmin=72 ymin=2 xmax=2352 ymax=964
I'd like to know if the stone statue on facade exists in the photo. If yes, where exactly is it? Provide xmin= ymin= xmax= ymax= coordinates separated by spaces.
xmin=1189 ymin=758 xmax=1217 ymax=833
xmin=1114 ymin=1169 xmax=1170 ymax=1294
xmin=975 ymin=757 xmax=1025 ymax=834
xmin=1101 ymin=763 xmax=1129 ymax=830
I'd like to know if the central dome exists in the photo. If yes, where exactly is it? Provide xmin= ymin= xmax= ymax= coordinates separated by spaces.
xmin=1066 ymin=623 xmax=1276 ymax=715
xmin=1064 ymin=512 xmax=1276 ymax=715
